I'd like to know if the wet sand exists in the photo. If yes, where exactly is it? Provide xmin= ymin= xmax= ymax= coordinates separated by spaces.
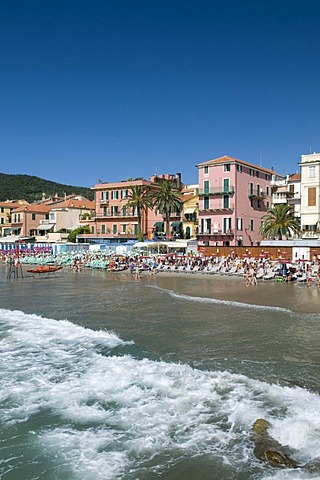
xmin=144 ymin=270 xmax=320 ymax=314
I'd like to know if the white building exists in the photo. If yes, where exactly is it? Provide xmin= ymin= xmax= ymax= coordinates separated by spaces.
xmin=300 ymin=152 xmax=320 ymax=237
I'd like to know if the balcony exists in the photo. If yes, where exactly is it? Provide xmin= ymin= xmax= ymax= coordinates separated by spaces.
xmin=197 ymin=229 xmax=234 ymax=236
xmin=93 ymin=212 xmax=137 ymax=218
xmin=40 ymin=219 xmax=55 ymax=224
xmin=201 ymin=204 xmax=234 ymax=213
xmin=100 ymin=199 xmax=109 ymax=205
xmin=198 ymin=186 xmax=235 ymax=196
xmin=248 ymin=189 xmax=266 ymax=199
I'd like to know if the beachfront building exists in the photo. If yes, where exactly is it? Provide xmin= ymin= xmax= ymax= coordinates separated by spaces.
xmin=78 ymin=173 xmax=184 ymax=245
xmin=0 ymin=200 xmax=26 ymax=237
xmin=196 ymin=155 xmax=278 ymax=247
xmin=272 ymin=173 xmax=301 ymax=218
xmin=36 ymin=196 xmax=95 ymax=242
xmin=300 ymin=152 xmax=320 ymax=238
xmin=181 ymin=185 xmax=199 ymax=239
xmin=10 ymin=204 xmax=51 ymax=239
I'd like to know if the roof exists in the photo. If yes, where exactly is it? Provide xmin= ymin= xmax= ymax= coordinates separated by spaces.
xmin=181 ymin=193 xmax=196 ymax=203
xmin=51 ymin=198 xmax=95 ymax=209
xmin=92 ymin=179 xmax=151 ymax=190
xmin=12 ymin=204 xmax=51 ymax=213
xmin=0 ymin=201 xmax=21 ymax=209
xmin=289 ymin=173 xmax=301 ymax=182
xmin=196 ymin=155 xmax=282 ymax=176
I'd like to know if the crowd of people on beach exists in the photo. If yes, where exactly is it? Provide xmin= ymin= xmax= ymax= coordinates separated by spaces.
xmin=1 ymin=248 xmax=320 ymax=286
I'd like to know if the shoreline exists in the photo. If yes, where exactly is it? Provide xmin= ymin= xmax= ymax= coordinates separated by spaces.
xmin=3 ymin=262 xmax=320 ymax=314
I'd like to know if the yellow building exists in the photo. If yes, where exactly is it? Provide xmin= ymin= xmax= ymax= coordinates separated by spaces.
xmin=0 ymin=201 xmax=25 ymax=237
xmin=181 ymin=185 xmax=199 ymax=239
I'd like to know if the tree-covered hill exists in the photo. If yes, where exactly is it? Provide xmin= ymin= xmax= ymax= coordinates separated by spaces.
xmin=0 ymin=173 xmax=94 ymax=203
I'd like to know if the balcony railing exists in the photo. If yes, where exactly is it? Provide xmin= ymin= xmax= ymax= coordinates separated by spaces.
xmin=198 ymin=186 xmax=235 ymax=196
xmin=100 ymin=199 xmax=109 ymax=204
xmin=198 ymin=229 xmax=234 ymax=236
xmin=40 ymin=219 xmax=55 ymax=224
xmin=248 ymin=189 xmax=266 ymax=199
xmin=94 ymin=212 xmax=137 ymax=218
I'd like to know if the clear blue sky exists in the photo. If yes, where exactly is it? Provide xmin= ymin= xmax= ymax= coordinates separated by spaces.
xmin=1 ymin=0 xmax=320 ymax=188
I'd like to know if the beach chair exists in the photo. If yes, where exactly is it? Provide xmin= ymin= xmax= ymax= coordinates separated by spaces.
xmin=263 ymin=269 xmax=276 ymax=280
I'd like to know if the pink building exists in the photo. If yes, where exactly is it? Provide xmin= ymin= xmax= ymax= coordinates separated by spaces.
xmin=81 ymin=174 xmax=183 ymax=242
xmin=196 ymin=155 xmax=274 ymax=247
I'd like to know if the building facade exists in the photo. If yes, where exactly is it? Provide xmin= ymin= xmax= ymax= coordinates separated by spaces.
xmin=300 ymin=152 xmax=320 ymax=237
xmin=79 ymin=174 xmax=184 ymax=244
xmin=196 ymin=155 xmax=275 ymax=247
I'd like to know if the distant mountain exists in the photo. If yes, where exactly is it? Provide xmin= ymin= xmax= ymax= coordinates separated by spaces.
xmin=0 ymin=173 xmax=94 ymax=203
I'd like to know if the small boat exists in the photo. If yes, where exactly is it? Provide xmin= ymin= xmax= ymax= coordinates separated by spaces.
xmin=27 ymin=265 xmax=63 ymax=274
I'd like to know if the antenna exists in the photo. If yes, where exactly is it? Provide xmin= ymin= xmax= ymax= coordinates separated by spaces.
xmin=259 ymin=154 xmax=262 ymax=166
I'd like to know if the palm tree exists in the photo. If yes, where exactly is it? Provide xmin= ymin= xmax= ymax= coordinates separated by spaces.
xmin=125 ymin=185 xmax=153 ymax=240
xmin=260 ymin=204 xmax=301 ymax=240
xmin=152 ymin=178 xmax=182 ymax=237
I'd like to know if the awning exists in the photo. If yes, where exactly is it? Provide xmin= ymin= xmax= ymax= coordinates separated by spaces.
xmin=154 ymin=222 xmax=164 ymax=228
xmin=184 ymin=207 xmax=196 ymax=214
xmin=171 ymin=221 xmax=182 ymax=227
xmin=37 ymin=224 xmax=53 ymax=231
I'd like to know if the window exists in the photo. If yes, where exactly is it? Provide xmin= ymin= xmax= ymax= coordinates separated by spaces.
xmin=203 ymin=196 xmax=209 ymax=209
xmin=32 ymin=213 xmax=36 ymax=220
xmin=223 ymin=178 xmax=230 ymax=192
xmin=223 ymin=195 xmax=229 ymax=208
xmin=203 ymin=180 xmax=209 ymax=194
xmin=309 ymin=165 xmax=316 ymax=178
xmin=103 ymin=206 xmax=107 ymax=216
xmin=224 ymin=164 xmax=231 ymax=172
xmin=101 ymin=224 xmax=106 ymax=234
xmin=223 ymin=218 xmax=231 ymax=233
xmin=122 ymin=206 xmax=127 ymax=216
xmin=256 ymin=171 xmax=260 ymax=178
xmin=266 ymin=186 xmax=269 ymax=196
xmin=250 ymin=219 xmax=254 ymax=231
xmin=250 ymin=182 xmax=254 ymax=195
xmin=121 ymin=189 xmax=128 ymax=199
xmin=236 ymin=164 xmax=242 ymax=173
xmin=101 ymin=191 xmax=109 ymax=200
xmin=122 ymin=224 xmax=127 ymax=233
xmin=134 ymin=224 xmax=139 ymax=234
xmin=0 ymin=207 xmax=4 ymax=213
xmin=204 ymin=166 xmax=209 ymax=174
xmin=113 ymin=224 xmax=117 ymax=234
xmin=112 ymin=190 xmax=119 ymax=199
xmin=250 ymin=169 xmax=254 ymax=176
xmin=91 ymin=226 xmax=94 ymax=234
xmin=49 ymin=212 xmax=55 ymax=221
xmin=308 ymin=187 xmax=316 ymax=206
xmin=257 ymin=185 xmax=260 ymax=196
xmin=111 ymin=206 xmax=119 ymax=215
xmin=237 ymin=218 xmax=243 ymax=231
xmin=1 ymin=218 xmax=3 ymax=224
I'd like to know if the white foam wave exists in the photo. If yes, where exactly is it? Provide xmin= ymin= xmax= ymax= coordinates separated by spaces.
xmin=148 ymin=285 xmax=292 ymax=312
xmin=1 ymin=308 xmax=319 ymax=479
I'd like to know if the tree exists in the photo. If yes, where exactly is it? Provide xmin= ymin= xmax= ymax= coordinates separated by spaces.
xmin=152 ymin=178 xmax=182 ymax=237
xmin=259 ymin=205 xmax=301 ymax=240
xmin=125 ymin=185 xmax=153 ymax=241
xmin=67 ymin=225 xmax=90 ymax=243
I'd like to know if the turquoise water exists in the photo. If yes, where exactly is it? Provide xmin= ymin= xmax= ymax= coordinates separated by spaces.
xmin=1 ymin=265 xmax=320 ymax=479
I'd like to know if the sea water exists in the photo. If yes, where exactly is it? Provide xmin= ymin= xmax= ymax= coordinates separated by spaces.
xmin=1 ymin=266 xmax=320 ymax=479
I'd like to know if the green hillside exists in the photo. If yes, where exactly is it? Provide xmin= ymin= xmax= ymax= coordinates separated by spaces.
xmin=0 ymin=173 xmax=94 ymax=203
